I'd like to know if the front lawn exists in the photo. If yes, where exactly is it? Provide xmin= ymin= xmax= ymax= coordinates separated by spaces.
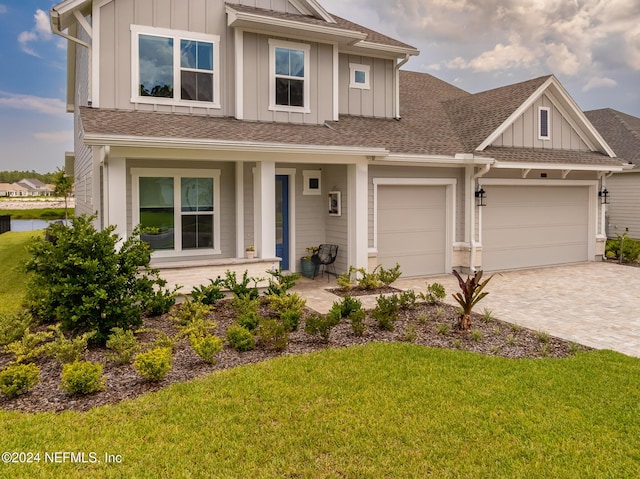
xmin=0 ymin=231 xmax=38 ymax=314
xmin=0 ymin=343 xmax=638 ymax=478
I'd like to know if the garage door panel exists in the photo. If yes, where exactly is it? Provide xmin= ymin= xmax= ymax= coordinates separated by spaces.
xmin=485 ymin=224 xmax=588 ymax=249
xmin=378 ymin=209 xmax=445 ymax=233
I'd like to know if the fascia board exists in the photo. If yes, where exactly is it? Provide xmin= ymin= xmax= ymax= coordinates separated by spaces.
xmin=382 ymin=153 xmax=494 ymax=166
xmin=355 ymin=40 xmax=420 ymax=57
xmin=493 ymin=160 xmax=625 ymax=172
xmin=83 ymin=134 xmax=389 ymax=156
xmin=477 ymin=76 xmax=554 ymax=151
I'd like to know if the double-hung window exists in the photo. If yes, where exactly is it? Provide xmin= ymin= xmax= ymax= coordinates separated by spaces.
xmin=132 ymin=169 xmax=221 ymax=256
xmin=269 ymin=39 xmax=310 ymax=113
xmin=132 ymin=25 xmax=220 ymax=107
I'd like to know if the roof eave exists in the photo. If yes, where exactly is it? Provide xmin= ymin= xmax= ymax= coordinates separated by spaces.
xmin=493 ymin=160 xmax=625 ymax=172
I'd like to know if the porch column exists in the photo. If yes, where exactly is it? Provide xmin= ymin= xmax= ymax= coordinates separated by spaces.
xmin=254 ymin=161 xmax=276 ymax=259
xmin=347 ymin=158 xmax=368 ymax=271
xmin=105 ymin=155 xmax=127 ymax=241
xmin=235 ymin=161 xmax=245 ymax=258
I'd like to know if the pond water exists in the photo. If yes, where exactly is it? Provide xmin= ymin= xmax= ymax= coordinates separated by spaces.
xmin=10 ymin=219 xmax=68 ymax=232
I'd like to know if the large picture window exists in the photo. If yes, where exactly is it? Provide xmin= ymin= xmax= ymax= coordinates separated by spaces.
xmin=132 ymin=25 xmax=220 ymax=107
xmin=269 ymin=39 xmax=310 ymax=113
xmin=132 ymin=169 xmax=221 ymax=256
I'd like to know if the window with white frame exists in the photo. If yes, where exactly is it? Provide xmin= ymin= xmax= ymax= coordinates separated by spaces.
xmin=131 ymin=25 xmax=220 ymax=107
xmin=538 ymin=107 xmax=550 ymax=140
xmin=349 ymin=63 xmax=370 ymax=90
xmin=269 ymin=39 xmax=310 ymax=112
xmin=132 ymin=169 xmax=221 ymax=255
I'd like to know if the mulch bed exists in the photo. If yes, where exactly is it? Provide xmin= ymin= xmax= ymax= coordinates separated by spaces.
xmin=328 ymin=286 xmax=402 ymax=297
xmin=0 ymin=297 xmax=591 ymax=414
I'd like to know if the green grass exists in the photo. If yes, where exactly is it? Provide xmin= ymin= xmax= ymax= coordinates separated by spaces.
xmin=0 ymin=344 xmax=639 ymax=478
xmin=0 ymin=231 xmax=38 ymax=314
xmin=0 ymin=208 xmax=72 ymax=220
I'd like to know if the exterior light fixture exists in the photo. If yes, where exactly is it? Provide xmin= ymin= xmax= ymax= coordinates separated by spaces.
xmin=598 ymin=187 xmax=610 ymax=205
xmin=475 ymin=187 xmax=486 ymax=207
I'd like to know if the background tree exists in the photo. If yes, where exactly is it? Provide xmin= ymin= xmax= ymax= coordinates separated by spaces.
xmin=53 ymin=167 xmax=74 ymax=220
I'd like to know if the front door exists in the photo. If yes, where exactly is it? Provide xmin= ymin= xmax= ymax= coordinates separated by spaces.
xmin=275 ymin=175 xmax=290 ymax=270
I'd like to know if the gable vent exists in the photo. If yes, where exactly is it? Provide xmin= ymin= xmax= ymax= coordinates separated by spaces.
xmin=539 ymin=107 xmax=550 ymax=140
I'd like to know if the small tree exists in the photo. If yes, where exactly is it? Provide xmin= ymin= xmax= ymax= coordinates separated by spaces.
xmin=451 ymin=270 xmax=493 ymax=330
xmin=24 ymin=214 xmax=173 ymax=343
xmin=52 ymin=167 xmax=74 ymax=220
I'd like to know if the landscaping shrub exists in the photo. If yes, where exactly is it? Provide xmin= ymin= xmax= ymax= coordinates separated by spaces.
xmin=398 ymin=290 xmax=417 ymax=310
xmin=237 ymin=311 xmax=261 ymax=331
xmin=0 ymin=363 xmax=40 ymax=398
xmin=280 ymin=309 xmax=302 ymax=332
xmin=146 ymin=287 xmax=178 ymax=317
xmin=133 ymin=347 xmax=173 ymax=382
xmin=60 ymin=361 xmax=107 ymax=395
xmin=169 ymin=300 xmax=212 ymax=326
xmin=177 ymin=317 xmax=218 ymax=340
xmin=226 ymin=325 xmax=255 ymax=352
xmin=24 ymin=215 xmax=173 ymax=343
xmin=452 ymin=270 xmax=493 ymax=330
xmin=372 ymin=295 xmax=400 ymax=331
xmin=606 ymin=233 xmax=640 ymax=262
xmin=106 ymin=327 xmax=140 ymax=365
xmin=0 ymin=310 xmax=33 ymax=347
xmin=189 ymin=334 xmax=223 ymax=364
xmin=46 ymin=326 xmax=94 ymax=364
xmin=340 ymin=295 xmax=362 ymax=318
xmin=378 ymin=263 xmax=402 ymax=286
xmin=265 ymin=269 xmax=300 ymax=296
xmin=232 ymin=295 xmax=261 ymax=316
xmin=218 ymin=270 xmax=261 ymax=299
xmin=419 ymin=282 xmax=446 ymax=304
xmin=191 ymin=280 xmax=225 ymax=305
xmin=349 ymin=309 xmax=366 ymax=337
xmin=304 ymin=312 xmax=341 ymax=343
xmin=3 ymin=329 xmax=53 ymax=363
xmin=268 ymin=292 xmax=306 ymax=332
xmin=257 ymin=319 xmax=289 ymax=351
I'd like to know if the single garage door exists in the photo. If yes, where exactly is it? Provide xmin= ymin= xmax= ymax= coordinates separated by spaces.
xmin=482 ymin=185 xmax=589 ymax=271
xmin=377 ymin=185 xmax=447 ymax=277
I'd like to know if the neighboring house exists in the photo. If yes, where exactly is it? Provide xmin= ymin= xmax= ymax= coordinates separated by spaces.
xmin=16 ymin=178 xmax=54 ymax=197
xmin=50 ymin=0 xmax=624 ymax=280
xmin=0 ymin=183 xmax=30 ymax=197
xmin=585 ymin=109 xmax=640 ymax=240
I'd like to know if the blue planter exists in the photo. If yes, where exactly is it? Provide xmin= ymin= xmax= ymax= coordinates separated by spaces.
xmin=300 ymin=258 xmax=316 ymax=278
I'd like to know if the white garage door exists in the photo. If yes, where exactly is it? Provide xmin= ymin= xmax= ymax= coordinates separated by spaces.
xmin=377 ymin=185 xmax=447 ymax=277
xmin=482 ymin=185 xmax=589 ymax=271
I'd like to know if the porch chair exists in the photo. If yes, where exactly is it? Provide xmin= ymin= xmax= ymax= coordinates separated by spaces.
xmin=311 ymin=244 xmax=339 ymax=281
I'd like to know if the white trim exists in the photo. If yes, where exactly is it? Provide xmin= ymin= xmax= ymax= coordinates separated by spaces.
xmin=356 ymin=40 xmax=420 ymax=57
xmin=131 ymin=168 xmax=222 ymax=258
xmin=276 ymin=168 xmax=296 ymax=271
xmin=235 ymin=28 xmax=244 ymax=120
xmin=349 ymin=63 xmax=370 ymax=90
xmin=289 ymin=0 xmax=336 ymax=23
xmin=130 ymin=25 xmax=221 ymax=109
xmin=372 ymin=177 xmax=457 ymax=274
xmin=492 ymin=161 xmax=624 ymax=172
xmin=235 ymin=162 xmax=244 ymax=258
xmin=268 ymin=39 xmax=311 ymax=114
xmin=302 ymin=169 xmax=322 ymax=195
xmin=332 ymin=43 xmax=339 ymax=122
xmin=538 ymin=106 xmax=551 ymax=140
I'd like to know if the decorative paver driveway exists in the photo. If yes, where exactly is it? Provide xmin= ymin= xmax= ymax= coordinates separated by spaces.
xmin=296 ymin=262 xmax=640 ymax=358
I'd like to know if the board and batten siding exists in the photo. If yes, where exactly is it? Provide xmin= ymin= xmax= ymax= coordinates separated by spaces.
xmin=323 ymin=165 xmax=349 ymax=274
xmin=492 ymin=94 xmax=590 ymax=150
xmin=97 ymin=0 xmax=232 ymax=115
xmin=338 ymin=54 xmax=394 ymax=118
xmin=242 ymin=32 xmax=334 ymax=124
xmin=236 ymin=0 xmax=303 ymax=14
xmin=606 ymin=172 xmax=640 ymax=240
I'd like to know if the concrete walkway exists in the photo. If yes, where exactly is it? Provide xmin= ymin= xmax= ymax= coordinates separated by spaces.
xmin=293 ymin=263 xmax=640 ymax=358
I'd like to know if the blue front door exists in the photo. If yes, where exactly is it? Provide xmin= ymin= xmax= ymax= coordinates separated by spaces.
xmin=275 ymin=175 xmax=290 ymax=270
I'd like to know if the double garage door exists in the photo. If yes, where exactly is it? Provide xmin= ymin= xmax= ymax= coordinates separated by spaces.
xmin=377 ymin=184 xmax=590 ymax=277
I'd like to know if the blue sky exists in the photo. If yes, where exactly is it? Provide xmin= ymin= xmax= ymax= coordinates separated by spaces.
xmin=0 ymin=0 xmax=639 ymax=173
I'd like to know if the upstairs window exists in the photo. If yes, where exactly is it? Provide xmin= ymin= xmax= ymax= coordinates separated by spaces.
xmin=269 ymin=39 xmax=310 ymax=113
xmin=538 ymin=107 xmax=550 ymax=140
xmin=132 ymin=25 xmax=220 ymax=108
xmin=349 ymin=63 xmax=370 ymax=90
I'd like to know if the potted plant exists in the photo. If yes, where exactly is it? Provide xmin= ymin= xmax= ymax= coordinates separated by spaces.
xmin=245 ymin=245 xmax=255 ymax=259
xmin=300 ymin=246 xmax=317 ymax=278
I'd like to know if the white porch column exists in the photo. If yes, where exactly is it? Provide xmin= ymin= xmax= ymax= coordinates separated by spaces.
xmin=235 ymin=161 xmax=245 ymax=258
xmin=254 ymin=161 xmax=276 ymax=259
xmin=105 ymin=155 xmax=127 ymax=241
xmin=347 ymin=159 xmax=368 ymax=271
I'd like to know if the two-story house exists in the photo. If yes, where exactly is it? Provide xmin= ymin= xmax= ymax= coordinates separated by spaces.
xmin=51 ymin=0 xmax=624 ymax=282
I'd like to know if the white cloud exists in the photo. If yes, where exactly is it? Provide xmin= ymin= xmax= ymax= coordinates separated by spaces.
xmin=18 ymin=9 xmax=53 ymax=57
xmin=0 ymin=91 xmax=67 ymax=117
xmin=33 ymin=131 xmax=74 ymax=143
xmin=582 ymin=77 xmax=618 ymax=92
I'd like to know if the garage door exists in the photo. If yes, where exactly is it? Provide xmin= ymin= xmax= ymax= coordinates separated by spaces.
xmin=482 ymin=186 xmax=589 ymax=271
xmin=377 ymin=185 xmax=447 ymax=277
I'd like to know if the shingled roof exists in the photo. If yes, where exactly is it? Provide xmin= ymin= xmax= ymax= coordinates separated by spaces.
xmin=585 ymin=108 xmax=640 ymax=167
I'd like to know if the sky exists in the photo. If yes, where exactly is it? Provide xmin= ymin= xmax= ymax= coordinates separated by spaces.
xmin=0 ymin=0 xmax=639 ymax=172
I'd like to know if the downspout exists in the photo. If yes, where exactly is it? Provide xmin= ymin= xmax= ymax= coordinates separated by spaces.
xmin=470 ymin=162 xmax=492 ymax=272
xmin=50 ymin=10 xmax=92 ymax=103
xmin=599 ymin=171 xmax=614 ymax=238
xmin=394 ymin=54 xmax=411 ymax=120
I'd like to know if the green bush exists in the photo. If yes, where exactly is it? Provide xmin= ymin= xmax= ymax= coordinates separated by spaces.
xmin=106 ymin=327 xmax=140 ymax=365
xmin=133 ymin=347 xmax=173 ymax=382
xmin=606 ymin=234 xmax=640 ymax=262
xmin=340 ymin=295 xmax=362 ymax=318
xmin=191 ymin=280 xmax=225 ymax=305
xmin=0 ymin=363 xmax=40 ymax=398
xmin=257 ymin=319 xmax=289 ymax=351
xmin=60 ymin=361 xmax=107 ymax=395
xmin=0 ymin=310 xmax=33 ymax=347
xmin=265 ymin=269 xmax=300 ymax=296
xmin=355 ymin=267 xmax=380 ymax=290
xmin=232 ymin=294 xmax=261 ymax=315
xmin=267 ymin=292 xmax=306 ymax=315
xmin=305 ymin=312 xmax=341 ymax=343
xmin=226 ymin=325 xmax=255 ymax=352
xmin=236 ymin=311 xmax=261 ymax=331
xmin=279 ymin=308 xmax=302 ymax=332
xmin=46 ymin=326 xmax=94 ymax=364
xmin=378 ymin=263 xmax=402 ymax=286
xmin=218 ymin=270 xmax=261 ymax=299
xmin=349 ymin=309 xmax=366 ymax=337
xmin=24 ymin=215 xmax=172 ymax=343
xmin=169 ymin=300 xmax=212 ymax=326
xmin=147 ymin=287 xmax=178 ymax=316
xmin=189 ymin=334 xmax=223 ymax=364
xmin=398 ymin=290 xmax=417 ymax=310
xmin=420 ymin=282 xmax=446 ymax=304
xmin=3 ymin=329 xmax=53 ymax=363
xmin=177 ymin=317 xmax=218 ymax=340
xmin=372 ymin=295 xmax=400 ymax=331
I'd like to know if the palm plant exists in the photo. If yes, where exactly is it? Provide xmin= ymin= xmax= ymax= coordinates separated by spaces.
xmin=451 ymin=270 xmax=493 ymax=330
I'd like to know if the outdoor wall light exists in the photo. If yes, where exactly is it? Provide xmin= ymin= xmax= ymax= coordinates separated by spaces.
xmin=599 ymin=187 xmax=610 ymax=205
xmin=475 ymin=187 xmax=486 ymax=207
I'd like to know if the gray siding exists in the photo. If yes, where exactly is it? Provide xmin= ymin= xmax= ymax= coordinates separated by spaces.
xmin=606 ymin=172 xmax=640 ymax=240
xmin=338 ymin=54 xmax=394 ymax=118
xmin=323 ymin=165 xmax=348 ymax=273
xmin=236 ymin=0 xmax=303 ymax=14
xmin=492 ymin=94 xmax=590 ymax=150
xmin=242 ymin=32 xmax=334 ymax=124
